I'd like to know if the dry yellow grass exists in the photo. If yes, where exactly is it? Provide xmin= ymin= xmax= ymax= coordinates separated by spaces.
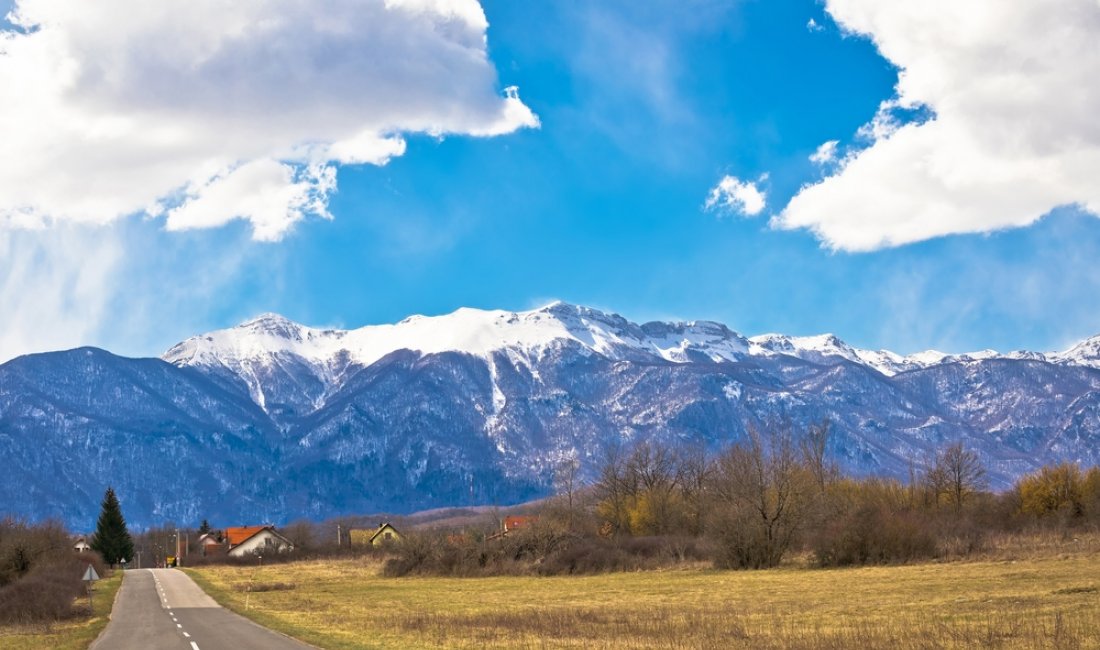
xmin=0 ymin=569 xmax=122 ymax=650
xmin=186 ymin=541 xmax=1100 ymax=650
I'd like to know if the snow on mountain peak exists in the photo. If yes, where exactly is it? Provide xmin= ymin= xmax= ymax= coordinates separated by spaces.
xmin=162 ymin=303 xmax=755 ymax=377
xmin=1050 ymin=335 xmax=1100 ymax=368
xmin=235 ymin=312 xmax=311 ymax=340
xmin=747 ymin=334 xmax=1010 ymax=376
xmin=163 ymin=304 xmax=1100 ymax=385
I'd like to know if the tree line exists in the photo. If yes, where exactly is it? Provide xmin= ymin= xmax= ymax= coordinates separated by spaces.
xmin=584 ymin=422 xmax=1100 ymax=568
xmin=388 ymin=421 xmax=1100 ymax=576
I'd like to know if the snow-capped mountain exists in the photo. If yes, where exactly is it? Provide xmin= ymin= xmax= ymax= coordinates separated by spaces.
xmin=162 ymin=303 xmax=753 ymax=421
xmin=4 ymin=302 xmax=1100 ymax=529
xmin=165 ymin=302 xmax=754 ymax=370
xmin=1049 ymin=335 xmax=1100 ymax=369
xmin=164 ymin=302 xmax=1100 ymax=413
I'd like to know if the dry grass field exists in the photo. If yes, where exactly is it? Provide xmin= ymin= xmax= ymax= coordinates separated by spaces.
xmin=0 ymin=569 xmax=122 ymax=650
xmin=185 ymin=534 xmax=1100 ymax=649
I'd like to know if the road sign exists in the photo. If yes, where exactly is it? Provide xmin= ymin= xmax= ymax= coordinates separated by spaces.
xmin=82 ymin=565 xmax=100 ymax=582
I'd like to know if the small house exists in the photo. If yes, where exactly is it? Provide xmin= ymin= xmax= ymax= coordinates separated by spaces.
xmin=487 ymin=515 xmax=540 ymax=541
xmin=350 ymin=523 xmax=402 ymax=547
xmin=197 ymin=532 xmax=227 ymax=557
xmin=502 ymin=515 xmax=539 ymax=533
xmin=224 ymin=525 xmax=294 ymax=558
xmin=73 ymin=536 xmax=92 ymax=553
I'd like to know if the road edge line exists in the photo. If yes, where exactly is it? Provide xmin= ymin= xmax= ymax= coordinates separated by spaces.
xmin=86 ymin=569 xmax=129 ymax=650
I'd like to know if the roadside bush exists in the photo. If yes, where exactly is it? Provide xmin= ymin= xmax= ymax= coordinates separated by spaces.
xmin=0 ymin=518 xmax=72 ymax=587
xmin=0 ymin=549 xmax=97 ymax=624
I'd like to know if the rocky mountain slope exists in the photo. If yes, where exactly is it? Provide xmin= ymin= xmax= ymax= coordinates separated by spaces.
xmin=4 ymin=302 xmax=1100 ymax=529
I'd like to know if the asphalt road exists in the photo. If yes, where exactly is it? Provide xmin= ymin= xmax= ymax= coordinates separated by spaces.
xmin=91 ymin=568 xmax=312 ymax=650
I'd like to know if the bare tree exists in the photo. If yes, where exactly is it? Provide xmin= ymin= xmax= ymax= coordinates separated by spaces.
xmin=594 ymin=444 xmax=635 ymax=535
xmin=551 ymin=453 xmax=584 ymax=531
xmin=708 ymin=423 xmax=815 ymax=568
xmin=627 ymin=441 xmax=684 ymax=534
xmin=941 ymin=442 xmax=986 ymax=512
xmin=283 ymin=519 xmax=315 ymax=551
xmin=679 ymin=443 xmax=714 ymax=536
xmin=594 ymin=440 xmax=689 ymax=535
xmin=800 ymin=420 xmax=837 ymax=492
xmin=922 ymin=442 xmax=986 ymax=512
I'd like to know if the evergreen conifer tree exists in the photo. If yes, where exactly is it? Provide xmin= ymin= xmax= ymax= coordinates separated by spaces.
xmin=91 ymin=487 xmax=134 ymax=567
xmin=198 ymin=519 xmax=212 ymax=535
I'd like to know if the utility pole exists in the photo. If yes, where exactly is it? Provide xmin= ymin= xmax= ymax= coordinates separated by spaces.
xmin=337 ymin=523 xmax=342 ymax=547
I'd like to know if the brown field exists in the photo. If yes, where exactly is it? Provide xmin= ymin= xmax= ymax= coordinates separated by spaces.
xmin=185 ymin=533 xmax=1100 ymax=649
xmin=0 ymin=569 xmax=122 ymax=650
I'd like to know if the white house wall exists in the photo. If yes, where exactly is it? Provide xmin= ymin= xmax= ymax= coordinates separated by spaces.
xmin=227 ymin=530 xmax=291 ymax=557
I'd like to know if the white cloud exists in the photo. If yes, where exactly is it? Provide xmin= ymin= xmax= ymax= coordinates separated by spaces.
xmin=164 ymin=160 xmax=337 ymax=242
xmin=809 ymin=140 xmax=840 ymax=165
xmin=806 ymin=18 xmax=824 ymax=32
xmin=706 ymin=175 xmax=767 ymax=217
xmin=0 ymin=0 xmax=538 ymax=241
xmin=774 ymin=0 xmax=1100 ymax=251
xmin=0 ymin=228 xmax=123 ymax=362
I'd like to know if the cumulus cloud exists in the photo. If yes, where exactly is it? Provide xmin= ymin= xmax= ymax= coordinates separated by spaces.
xmin=706 ymin=175 xmax=767 ymax=217
xmin=775 ymin=0 xmax=1100 ymax=251
xmin=0 ymin=0 xmax=538 ymax=241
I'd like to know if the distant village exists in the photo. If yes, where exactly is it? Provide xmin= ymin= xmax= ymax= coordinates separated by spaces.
xmin=71 ymin=515 xmax=541 ymax=567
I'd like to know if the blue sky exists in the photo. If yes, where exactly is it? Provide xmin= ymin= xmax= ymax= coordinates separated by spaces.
xmin=2 ymin=0 xmax=1099 ymax=360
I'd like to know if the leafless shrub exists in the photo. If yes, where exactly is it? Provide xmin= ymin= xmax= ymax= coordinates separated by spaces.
xmin=0 ymin=551 xmax=97 ymax=624
xmin=707 ymin=423 xmax=820 ymax=569
xmin=234 ymin=581 xmax=295 ymax=592
xmin=811 ymin=505 xmax=937 ymax=567
xmin=382 ymin=527 xmax=707 ymax=577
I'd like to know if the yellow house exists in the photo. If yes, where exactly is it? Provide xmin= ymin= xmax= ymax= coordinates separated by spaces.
xmin=350 ymin=522 xmax=402 ymax=546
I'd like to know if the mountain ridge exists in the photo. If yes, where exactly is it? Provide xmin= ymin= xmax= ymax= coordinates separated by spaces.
xmin=4 ymin=302 xmax=1100 ymax=529
xmin=164 ymin=302 xmax=1100 ymax=415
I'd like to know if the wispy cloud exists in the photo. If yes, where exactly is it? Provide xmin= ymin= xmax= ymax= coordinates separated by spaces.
xmin=0 ymin=227 xmax=123 ymax=362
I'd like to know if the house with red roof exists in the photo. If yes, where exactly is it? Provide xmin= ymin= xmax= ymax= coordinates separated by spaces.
xmin=487 ymin=515 xmax=540 ymax=541
xmin=224 ymin=525 xmax=294 ymax=558
xmin=502 ymin=515 xmax=538 ymax=533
